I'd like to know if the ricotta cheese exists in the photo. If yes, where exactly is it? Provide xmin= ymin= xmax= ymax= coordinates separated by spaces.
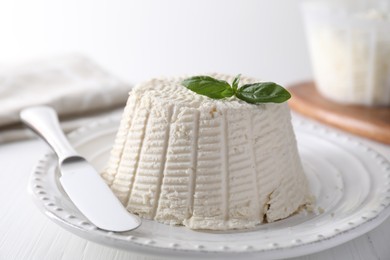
xmin=102 ymin=74 xmax=311 ymax=230
xmin=303 ymin=3 xmax=390 ymax=105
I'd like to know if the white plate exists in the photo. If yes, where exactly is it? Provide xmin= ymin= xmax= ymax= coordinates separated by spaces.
xmin=29 ymin=117 xmax=390 ymax=259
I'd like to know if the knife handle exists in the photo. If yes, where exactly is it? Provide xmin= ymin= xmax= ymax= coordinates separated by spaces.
xmin=20 ymin=106 xmax=80 ymax=164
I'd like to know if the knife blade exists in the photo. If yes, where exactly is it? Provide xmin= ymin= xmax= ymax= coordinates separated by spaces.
xmin=20 ymin=106 xmax=141 ymax=232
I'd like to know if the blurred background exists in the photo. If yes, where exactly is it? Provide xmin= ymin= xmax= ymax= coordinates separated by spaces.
xmin=1 ymin=0 xmax=389 ymax=143
xmin=0 ymin=0 xmax=312 ymax=85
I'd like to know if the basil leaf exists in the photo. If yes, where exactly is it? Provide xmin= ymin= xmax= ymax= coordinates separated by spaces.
xmin=182 ymin=75 xmax=290 ymax=104
xmin=236 ymin=82 xmax=291 ymax=103
xmin=232 ymin=74 xmax=241 ymax=93
xmin=221 ymin=87 xmax=235 ymax=97
xmin=182 ymin=76 xmax=234 ymax=99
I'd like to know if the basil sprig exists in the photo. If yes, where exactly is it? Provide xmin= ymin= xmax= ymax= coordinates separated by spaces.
xmin=182 ymin=74 xmax=291 ymax=104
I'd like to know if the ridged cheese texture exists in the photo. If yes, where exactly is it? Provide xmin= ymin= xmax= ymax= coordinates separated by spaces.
xmin=102 ymin=74 xmax=311 ymax=230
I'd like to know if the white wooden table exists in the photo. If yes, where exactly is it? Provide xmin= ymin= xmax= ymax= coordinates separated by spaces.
xmin=1 ymin=116 xmax=389 ymax=260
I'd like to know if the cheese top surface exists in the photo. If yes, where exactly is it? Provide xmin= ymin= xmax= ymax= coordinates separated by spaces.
xmin=131 ymin=73 xmax=266 ymax=109
xmin=102 ymin=74 xmax=311 ymax=230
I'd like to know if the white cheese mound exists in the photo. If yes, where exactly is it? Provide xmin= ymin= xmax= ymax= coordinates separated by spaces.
xmin=102 ymin=74 xmax=311 ymax=230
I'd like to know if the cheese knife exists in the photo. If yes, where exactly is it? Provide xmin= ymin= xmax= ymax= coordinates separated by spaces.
xmin=20 ymin=106 xmax=141 ymax=232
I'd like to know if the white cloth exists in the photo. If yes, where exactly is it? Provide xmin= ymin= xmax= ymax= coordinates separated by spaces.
xmin=0 ymin=55 xmax=131 ymax=142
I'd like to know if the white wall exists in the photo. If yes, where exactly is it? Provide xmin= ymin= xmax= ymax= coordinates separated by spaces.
xmin=0 ymin=0 xmax=312 ymax=86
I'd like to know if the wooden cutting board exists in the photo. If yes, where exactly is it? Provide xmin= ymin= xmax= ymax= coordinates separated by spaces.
xmin=288 ymin=81 xmax=390 ymax=144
